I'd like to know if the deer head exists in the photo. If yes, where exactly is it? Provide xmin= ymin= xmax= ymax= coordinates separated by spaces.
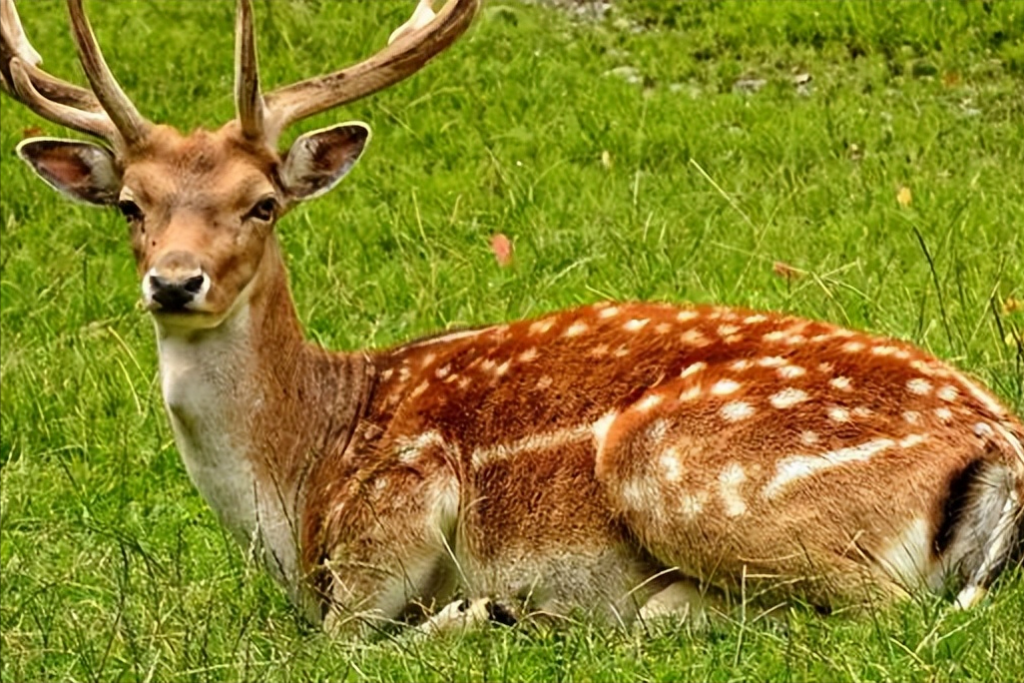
xmin=1 ymin=0 xmax=478 ymax=332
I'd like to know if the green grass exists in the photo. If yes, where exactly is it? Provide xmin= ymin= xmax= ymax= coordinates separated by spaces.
xmin=2 ymin=0 xmax=1023 ymax=680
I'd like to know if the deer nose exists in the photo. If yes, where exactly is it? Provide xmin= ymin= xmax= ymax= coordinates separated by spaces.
xmin=148 ymin=271 xmax=208 ymax=310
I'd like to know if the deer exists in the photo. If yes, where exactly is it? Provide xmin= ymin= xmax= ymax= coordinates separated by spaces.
xmin=2 ymin=0 xmax=1022 ymax=636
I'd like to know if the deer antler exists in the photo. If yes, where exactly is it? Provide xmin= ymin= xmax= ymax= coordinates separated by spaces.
xmin=0 ymin=0 xmax=148 ymax=149
xmin=235 ymin=0 xmax=480 ymax=145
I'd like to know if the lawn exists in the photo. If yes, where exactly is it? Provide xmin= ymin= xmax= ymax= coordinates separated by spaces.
xmin=1 ymin=0 xmax=1023 ymax=680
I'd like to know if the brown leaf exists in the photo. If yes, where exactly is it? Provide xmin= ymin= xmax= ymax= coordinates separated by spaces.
xmin=21 ymin=126 xmax=43 ymax=138
xmin=1003 ymin=297 xmax=1023 ymax=314
xmin=773 ymin=261 xmax=803 ymax=280
xmin=490 ymin=233 xmax=513 ymax=267
xmin=897 ymin=186 xmax=912 ymax=208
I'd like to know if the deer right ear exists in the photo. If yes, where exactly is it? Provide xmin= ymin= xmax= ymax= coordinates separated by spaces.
xmin=16 ymin=138 xmax=121 ymax=206
xmin=279 ymin=122 xmax=371 ymax=202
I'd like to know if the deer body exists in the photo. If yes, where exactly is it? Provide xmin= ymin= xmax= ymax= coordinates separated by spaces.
xmin=3 ymin=0 xmax=1022 ymax=635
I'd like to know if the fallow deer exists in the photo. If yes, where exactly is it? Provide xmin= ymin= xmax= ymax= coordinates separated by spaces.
xmin=2 ymin=0 xmax=1022 ymax=635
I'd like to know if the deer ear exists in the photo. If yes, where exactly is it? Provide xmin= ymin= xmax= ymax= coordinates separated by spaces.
xmin=16 ymin=138 xmax=121 ymax=206
xmin=280 ymin=122 xmax=371 ymax=202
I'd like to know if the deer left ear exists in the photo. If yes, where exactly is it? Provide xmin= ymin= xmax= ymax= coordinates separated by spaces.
xmin=280 ymin=122 xmax=371 ymax=201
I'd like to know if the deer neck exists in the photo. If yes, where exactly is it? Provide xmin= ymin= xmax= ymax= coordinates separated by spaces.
xmin=153 ymin=237 xmax=369 ymax=611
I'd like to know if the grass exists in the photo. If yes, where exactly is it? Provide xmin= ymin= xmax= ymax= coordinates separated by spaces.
xmin=1 ymin=0 xmax=1023 ymax=680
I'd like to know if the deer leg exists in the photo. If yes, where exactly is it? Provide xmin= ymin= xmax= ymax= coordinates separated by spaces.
xmin=318 ymin=468 xmax=462 ymax=636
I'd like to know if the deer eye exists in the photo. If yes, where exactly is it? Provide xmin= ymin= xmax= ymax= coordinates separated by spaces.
xmin=245 ymin=196 xmax=278 ymax=222
xmin=118 ymin=199 xmax=143 ymax=223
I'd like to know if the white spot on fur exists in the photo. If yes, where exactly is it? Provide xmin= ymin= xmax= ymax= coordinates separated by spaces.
xmin=624 ymin=318 xmax=650 ymax=332
xmin=718 ymin=324 xmax=741 ymax=336
xmin=659 ymin=448 xmax=681 ymax=482
xmin=907 ymin=378 xmax=932 ymax=395
xmin=899 ymin=434 xmax=928 ymax=449
xmin=410 ymin=380 xmax=430 ymax=398
xmin=830 ymin=376 xmax=852 ymax=391
xmin=973 ymin=422 xmax=993 ymax=439
xmin=770 ymin=388 xmax=809 ymax=409
xmin=731 ymin=359 xmax=753 ymax=372
xmin=681 ymin=329 xmax=711 ymax=347
xmin=380 ymin=368 xmax=394 ymax=382
xmin=744 ymin=314 xmax=768 ymax=324
xmin=711 ymin=379 xmax=742 ymax=396
xmin=852 ymin=406 xmax=872 ymax=418
xmin=677 ymin=310 xmax=700 ymax=323
xmin=435 ymin=364 xmax=451 ymax=379
xmin=681 ymin=362 xmax=707 ymax=378
xmin=589 ymin=343 xmax=609 ymax=358
xmin=565 ymin=320 xmax=589 ymax=337
xmin=495 ymin=360 xmax=511 ymax=376
xmin=818 ymin=362 xmax=834 ymax=373
xmin=518 ymin=348 xmax=539 ymax=363
xmin=764 ymin=438 xmax=896 ymax=498
xmin=592 ymin=411 xmax=618 ymax=454
xmin=763 ymin=330 xmax=789 ymax=343
xmin=537 ymin=375 xmax=553 ymax=389
xmin=646 ymin=418 xmax=670 ymax=444
xmin=903 ymin=410 xmax=921 ymax=424
xmin=718 ymin=463 xmax=748 ymax=516
xmin=785 ymin=335 xmax=807 ymax=345
xmin=598 ymin=306 xmax=621 ymax=319
xmin=528 ymin=319 xmax=555 ymax=335
xmin=842 ymin=341 xmax=866 ymax=353
xmin=800 ymin=431 xmax=820 ymax=446
xmin=777 ymin=365 xmax=806 ymax=379
xmin=828 ymin=406 xmax=851 ymax=423
xmin=637 ymin=394 xmax=664 ymax=412
xmin=679 ymin=490 xmax=708 ymax=520
xmin=872 ymin=345 xmax=898 ymax=356
xmin=655 ymin=322 xmax=672 ymax=334
xmin=679 ymin=385 xmax=702 ymax=402
xmin=937 ymin=385 xmax=959 ymax=402
xmin=614 ymin=345 xmax=631 ymax=358
xmin=935 ymin=407 xmax=953 ymax=422
xmin=758 ymin=356 xmax=788 ymax=368
xmin=721 ymin=401 xmax=755 ymax=421
xmin=419 ymin=352 xmax=437 ymax=368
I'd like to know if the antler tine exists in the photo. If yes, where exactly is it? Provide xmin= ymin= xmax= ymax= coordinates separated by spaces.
xmin=0 ymin=0 xmax=103 ymax=113
xmin=65 ymin=0 xmax=148 ymax=147
xmin=234 ymin=0 xmax=265 ymax=141
xmin=261 ymin=0 xmax=479 ymax=144
xmin=7 ymin=57 xmax=117 ymax=139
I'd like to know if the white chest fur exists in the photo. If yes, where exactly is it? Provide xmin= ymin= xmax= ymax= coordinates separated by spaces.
xmin=155 ymin=311 xmax=301 ymax=595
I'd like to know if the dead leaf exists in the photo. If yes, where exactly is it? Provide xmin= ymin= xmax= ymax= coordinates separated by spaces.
xmin=1002 ymin=297 xmax=1023 ymax=314
xmin=21 ymin=126 xmax=43 ymax=138
xmin=773 ymin=261 xmax=803 ymax=280
xmin=897 ymin=186 xmax=912 ymax=208
xmin=490 ymin=233 xmax=513 ymax=267
xmin=943 ymin=71 xmax=961 ymax=87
